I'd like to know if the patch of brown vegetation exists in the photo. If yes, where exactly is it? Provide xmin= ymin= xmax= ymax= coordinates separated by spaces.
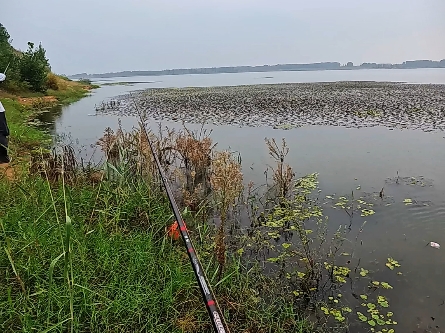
xmin=0 ymin=90 xmax=16 ymax=99
xmin=17 ymin=96 xmax=58 ymax=106
xmin=0 ymin=163 xmax=16 ymax=181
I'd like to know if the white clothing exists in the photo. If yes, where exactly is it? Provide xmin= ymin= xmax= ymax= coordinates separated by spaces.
xmin=0 ymin=101 xmax=5 ymax=113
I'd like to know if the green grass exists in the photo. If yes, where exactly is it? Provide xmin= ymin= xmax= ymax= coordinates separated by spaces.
xmin=48 ymin=85 xmax=98 ymax=105
xmin=0 ymin=166 xmax=312 ymax=332
xmin=0 ymin=98 xmax=51 ymax=154
xmin=0 ymin=173 xmax=198 ymax=332
xmin=0 ymin=77 xmax=98 ymax=158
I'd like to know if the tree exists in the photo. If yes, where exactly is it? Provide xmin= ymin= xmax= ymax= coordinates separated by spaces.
xmin=19 ymin=42 xmax=50 ymax=92
xmin=0 ymin=23 xmax=11 ymax=44
xmin=0 ymin=23 xmax=13 ymax=70
xmin=0 ymin=23 xmax=23 ymax=90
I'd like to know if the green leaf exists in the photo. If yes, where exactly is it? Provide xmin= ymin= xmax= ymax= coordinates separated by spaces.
xmin=381 ymin=282 xmax=393 ymax=289
xmin=281 ymin=243 xmax=291 ymax=249
xmin=377 ymin=296 xmax=389 ymax=308
xmin=360 ymin=268 xmax=369 ymax=277
xmin=267 ymin=257 xmax=279 ymax=263
xmin=360 ymin=294 xmax=368 ymax=300
xmin=376 ymin=318 xmax=385 ymax=325
xmin=357 ymin=312 xmax=368 ymax=322
xmin=386 ymin=263 xmax=394 ymax=270
xmin=361 ymin=209 xmax=376 ymax=217
xmin=368 ymin=320 xmax=376 ymax=327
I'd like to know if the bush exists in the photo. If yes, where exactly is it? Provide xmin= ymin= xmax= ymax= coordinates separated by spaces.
xmin=19 ymin=42 xmax=50 ymax=93
xmin=46 ymin=72 xmax=59 ymax=90
xmin=77 ymin=78 xmax=92 ymax=85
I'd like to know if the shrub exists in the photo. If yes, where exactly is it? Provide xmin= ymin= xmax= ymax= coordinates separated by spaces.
xmin=46 ymin=72 xmax=59 ymax=90
xmin=19 ymin=42 xmax=50 ymax=92
xmin=77 ymin=78 xmax=92 ymax=85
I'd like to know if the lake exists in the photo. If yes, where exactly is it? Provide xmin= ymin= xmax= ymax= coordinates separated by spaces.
xmin=51 ymin=68 xmax=445 ymax=332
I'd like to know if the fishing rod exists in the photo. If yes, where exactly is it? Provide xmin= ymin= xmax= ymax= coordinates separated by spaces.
xmin=4 ymin=61 xmax=11 ymax=74
xmin=141 ymin=124 xmax=230 ymax=333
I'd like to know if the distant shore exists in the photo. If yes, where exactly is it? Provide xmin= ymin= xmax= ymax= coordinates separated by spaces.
xmin=70 ymin=59 xmax=445 ymax=79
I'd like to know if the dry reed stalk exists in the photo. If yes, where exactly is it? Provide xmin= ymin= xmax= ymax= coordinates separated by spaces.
xmin=210 ymin=151 xmax=243 ymax=279
xmin=96 ymin=127 xmax=119 ymax=163
xmin=174 ymin=129 xmax=215 ymax=210
xmin=265 ymin=138 xmax=294 ymax=198
xmin=29 ymin=146 xmax=77 ymax=184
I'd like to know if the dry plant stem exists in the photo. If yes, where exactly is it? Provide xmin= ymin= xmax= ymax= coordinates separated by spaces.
xmin=210 ymin=151 xmax=243 ymax=280
xmin=265 ymin=138 xmax=294 ymax=199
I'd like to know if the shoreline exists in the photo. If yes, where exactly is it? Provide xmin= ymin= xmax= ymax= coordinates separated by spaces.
xmin=0 ymin=77 xmax=96 ymax=177
xmin=70 ymin=65 xmax=445 ymax=80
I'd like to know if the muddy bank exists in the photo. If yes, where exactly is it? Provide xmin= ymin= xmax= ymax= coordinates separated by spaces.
xmin=97 ymin=81 xmax=445 ymax=132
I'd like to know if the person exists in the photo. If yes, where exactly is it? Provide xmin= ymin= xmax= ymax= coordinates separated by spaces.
xmin=0 ymin=72 xmax=10 ymax=163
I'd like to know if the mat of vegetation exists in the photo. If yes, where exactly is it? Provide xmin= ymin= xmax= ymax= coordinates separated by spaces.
xmin=99 ymin=82 xmax=445 ymax=132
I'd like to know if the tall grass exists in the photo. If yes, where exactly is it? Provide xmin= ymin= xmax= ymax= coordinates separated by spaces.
xmin=0 ymin=160 xmax=200 ymax=332
xmin=0 ymin=137 xmax=312 ymax=332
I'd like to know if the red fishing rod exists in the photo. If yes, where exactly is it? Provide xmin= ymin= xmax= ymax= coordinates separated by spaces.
xmin=142 ymin=125 xmax=230 ymax=333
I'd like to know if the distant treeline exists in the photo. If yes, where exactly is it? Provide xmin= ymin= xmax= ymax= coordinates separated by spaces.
xmin=70 ymin=59 xmax=445 ymax=79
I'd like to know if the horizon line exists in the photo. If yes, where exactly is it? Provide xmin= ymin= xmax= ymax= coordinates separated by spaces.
xmin=68 ymin=58 xmax=445 ymax=77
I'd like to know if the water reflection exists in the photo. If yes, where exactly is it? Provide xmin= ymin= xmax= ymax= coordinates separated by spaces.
xmin=36 ymin=104 xmax=64 ymax=132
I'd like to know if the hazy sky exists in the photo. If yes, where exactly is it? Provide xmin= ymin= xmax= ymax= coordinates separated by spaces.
xmin=2 ymin=0 xmax=445 ymax=75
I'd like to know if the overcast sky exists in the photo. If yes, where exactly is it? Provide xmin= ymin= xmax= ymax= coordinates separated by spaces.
xmin=2 ymin=0 xmax=444 ymax=75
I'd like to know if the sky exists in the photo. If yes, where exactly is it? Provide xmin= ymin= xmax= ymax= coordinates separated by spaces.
xmin=1 ymin=0 xmax=445 ymax=75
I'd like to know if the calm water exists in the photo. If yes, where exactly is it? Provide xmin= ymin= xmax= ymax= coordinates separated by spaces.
xmin=52 ymin=69 xmax=445 ymax=332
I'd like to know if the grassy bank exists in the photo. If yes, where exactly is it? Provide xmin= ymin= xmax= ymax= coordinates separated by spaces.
xmin=0 ymin=152 xmax=310 ymax=333
xmin=0 ymin=75 xmax=96 ymax=164
xmin=0 ymin=171 xmax=202 ymax=332
xmin=46 ymin=75 xmax=98 ymax=105
xmin=1 ymin=99 xmax=50 ymax=155
xmin=0 ymin=82 xmax=312 ymax=332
